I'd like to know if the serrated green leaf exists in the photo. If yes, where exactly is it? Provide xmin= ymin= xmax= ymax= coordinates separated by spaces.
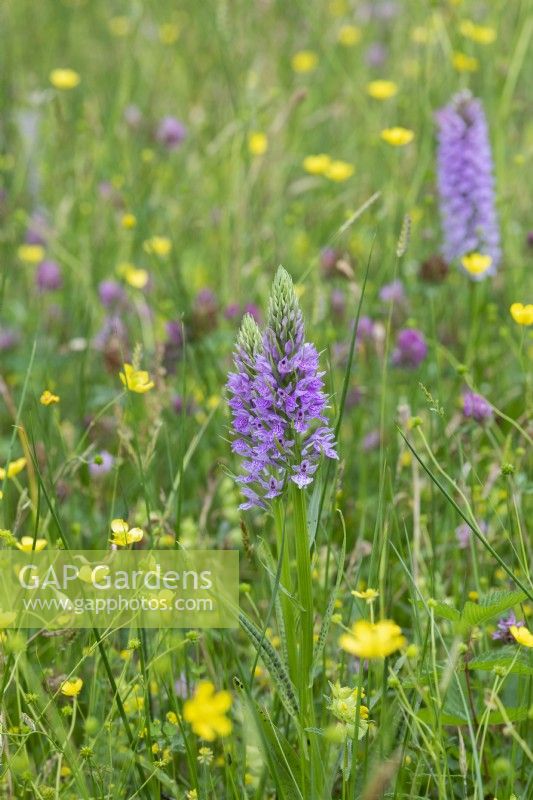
xmin=458 ymin=590 xmax=526 ymax=633
xmin=467 ymin=645 xmax=533 ymax=676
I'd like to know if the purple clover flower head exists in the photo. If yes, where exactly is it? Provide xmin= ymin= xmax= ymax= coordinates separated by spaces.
xmin=463 ymin=390 xmax=493 ymax=424
xmin=392 ymin=328 xmax=427 ymax=368
xmin=89 ymin=450 xmax=114 ymax=478
xmin=379 ymin=279 xmax=405 ymax=304
xmin=435 ymin=91 xmax=500 ymax=277
xmin=98 ymin=280 xmax=126 ymax=309
xmin=156 ymin=116 xmax=187 ymax=150
xmin=36 ymin=260 xmax=62 ymax=292
xmin=492 ymin=611 xmax=524 ymax=642
xmin=226 ymin=267 xmax=338 ymax=510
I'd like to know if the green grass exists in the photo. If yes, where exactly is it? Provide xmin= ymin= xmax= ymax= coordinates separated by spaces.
xmin=1 ymin=0 xmax=532 ymax=798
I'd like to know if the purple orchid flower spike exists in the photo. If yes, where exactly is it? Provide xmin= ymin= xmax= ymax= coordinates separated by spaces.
xmin=226 ymin=267 xmax=338 ymax=510
xmin=435 ymin=91 xmax=500 ymax=278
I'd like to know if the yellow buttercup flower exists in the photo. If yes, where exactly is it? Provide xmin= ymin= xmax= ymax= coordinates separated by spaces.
xmin=339 ymin=619 xmax=406 ymax=659
xmin=119 ymin=363 xmax=154 ymax=393
xmin=40 ymin=390 xmax=60 ymax=406
xmin=352 ymin=588 xmax=379 ymax=604
xmin=60 ymin=677 xmax=83 ymax=697
xmin=121 ymin=213 xmax=137 ymax=229
xmin=459 ymin=20 xmax=496 ymax=45
xmin=367 ymin=80 xmax=398 ymax=100
xmin=461 ymin=253 xmax=492 ymax=276
xmin=49 ymin=69 xmax=81 ymax=90
xmin=337 ymin=25 xmax=361 ymax=46
xmin=291 ymin=50 xmax=318 ymax=74
xmin=380 ymin=127 xmax=414 ymax=146
xmin=325 ymin=160 xmax=354 ymax=182
xmin=121 ymin=264 xmax=149 ymax=289
xmin=509 ymin=303 xmax=533 ymax=326
xmin=143 ymin=236 xmax=172 ymax=257
xmin=452 ymin=52 xmax=479 ymax=72
xmin=17 ymin=244 xmax=45 ymax=264
xmin=16 ymin=536 xmax=47 ymax=552
xmin=110 ymin=518 xmax=144 ymax=547
xmin=510 ymin=626 xmax=533 ymax=648
xmin=248 ymin=132 xmax=268 ymax=156
xmin=303 ymin=154 xmax=332 ymax=175
xmin=183 ymin=681 xmax=232 ymax=741
xmin=0 ymin=458 xmax=27 ymax=480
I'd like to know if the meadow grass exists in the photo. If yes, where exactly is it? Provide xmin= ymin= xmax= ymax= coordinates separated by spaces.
xmin=0 ymin=1 xmax=532 ymax=798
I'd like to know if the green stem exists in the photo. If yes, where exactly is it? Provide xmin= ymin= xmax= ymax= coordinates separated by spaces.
xmin=291 ymin=484 xmax=315 ymax=725
xmin=273 ymin=500 xmax=298 ymax=684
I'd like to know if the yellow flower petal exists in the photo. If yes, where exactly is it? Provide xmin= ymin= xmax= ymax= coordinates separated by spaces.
xmin=111 ymin=518 xmax=129 ymax=534
xmin=17 ymin=244 xmax=45 ymax=264
xmin=452 ymin=52 xmax=479 ymax=72
xmin=380 ymin=127 xmax=414 ymax=146
xmin=366 ymin=80 xmax=398 ymax=100
xmin=461 ymin=253 xmax=492 ymax=276
xmin=16 ymin=536 xmax=47 ymax=553
xmin=60 ymin=677 xmax=83 ymax=696
xmin=510 ymin=303 xmax=533 ymax=326
xmin=510 ymin=625 xmax=533 ymax=648
xmin=183 ymin=681 xmax=232 ymax=740
xmin=339 ymin=619 xmax=406 ymax=659
xmin=291 ymin=50 xmax=318 ymax=73
xmin=119 ymin=363 xmax=154 ymax=393
xmin=143 ymin=236 xmax=172 ymax=257
xmin=49 ymin=69 xmax=81 ymax=90
xmin=337 ymin=25 xmax=361 ymax=46
xmin=123 ymin=266 xmax=149 ymax=289
xmin=248 ymin=132 xmax=268 ymax=156
xmin=40 ymin=390 xmax=60 ymax=406
xmin=0 ymin=458 xmax=27 ymax=480
xmin=324 ymin=160 xmax=354 ymax=182
xmin=302 ymin=154 xmax=332 ymax=175
xmin=459 ymin=20 xmax=496 ymax=45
